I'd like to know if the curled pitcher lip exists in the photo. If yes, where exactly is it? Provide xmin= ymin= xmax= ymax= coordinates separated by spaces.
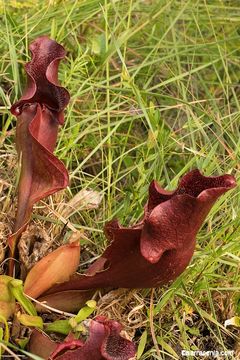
xmin=11 ymin=36 xmax=70 ymax=119
xmin=29 ymin=316 xmax=136 ymax=360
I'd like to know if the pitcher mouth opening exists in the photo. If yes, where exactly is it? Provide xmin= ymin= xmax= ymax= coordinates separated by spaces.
xmin=175 ymin=169 xmax=236 ymax=198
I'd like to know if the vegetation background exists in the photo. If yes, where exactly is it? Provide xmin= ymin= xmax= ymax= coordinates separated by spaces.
xmin=0 ymin=0 xmax=239 ymax=359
